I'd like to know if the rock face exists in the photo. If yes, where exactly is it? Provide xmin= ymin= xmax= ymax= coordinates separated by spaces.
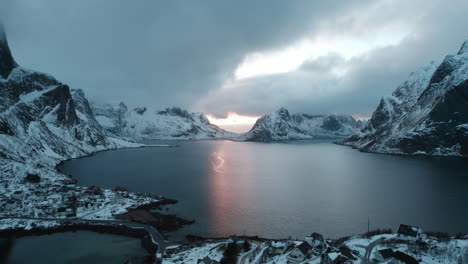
xmin=0 ymin=25 xmax=127 ymax=169
xmin=341 ymin=41 xmax=468 ymax=157
xmin=91 ymin=103 xmax=236 ymax=140
xmin=0 ymin=23 xmax=17 ymax=79
xmin=0 ymin=25 xmax=156 ymax=225
xmin=240 ymin=107 xmax=363 ymax=142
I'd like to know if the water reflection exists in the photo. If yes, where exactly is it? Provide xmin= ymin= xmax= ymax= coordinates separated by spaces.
xmin=208 ymin=141 xmax=228 ymax=235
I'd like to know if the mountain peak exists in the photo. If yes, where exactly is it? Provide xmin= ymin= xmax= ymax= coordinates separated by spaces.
xmin=0 ymin=22 xmax=6 ymax=41
xmin=0 ymin=23 xmax=18 ymax=79
xmin=274 ymin=107 xmax=290 ymax=119
xmin=457 ymin=40 xmax=468 ymax=55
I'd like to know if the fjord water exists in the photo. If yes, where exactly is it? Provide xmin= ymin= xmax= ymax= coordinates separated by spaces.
xmin=59 ymin=140 xmax=468 ymax=240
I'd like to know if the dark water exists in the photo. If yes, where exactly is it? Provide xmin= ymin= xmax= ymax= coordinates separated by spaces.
xmin=59 ymin=140 xmax=468 ymax=240
xmin=5 ymin=231 xmax=146 ymax=264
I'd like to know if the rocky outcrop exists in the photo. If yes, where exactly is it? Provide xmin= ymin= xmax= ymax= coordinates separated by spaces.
xmin=0 ymin=24 xmax=17 ymax=79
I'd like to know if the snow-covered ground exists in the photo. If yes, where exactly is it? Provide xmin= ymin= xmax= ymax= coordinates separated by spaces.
xmin=163 ymin=233 xmax=468 ymax=264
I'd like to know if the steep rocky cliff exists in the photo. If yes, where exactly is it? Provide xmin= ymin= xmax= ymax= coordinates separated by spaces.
xmin=341 ymin=41 xmax=468 ymax=157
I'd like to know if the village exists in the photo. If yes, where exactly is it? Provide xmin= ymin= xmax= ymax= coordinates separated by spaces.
xmin=162 ymin=224 xmax=468 ymax=264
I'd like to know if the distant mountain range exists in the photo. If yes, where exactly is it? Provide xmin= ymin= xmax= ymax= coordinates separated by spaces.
xmin=239 ymin=107 xmax=363 ymax=142
xmin=91 ymin=103 xmax=236 ymax=140
xmin=341 ymin=40 xmax=468 ymax=157
xmin=90 ymin=103 xmax=363 ymax=141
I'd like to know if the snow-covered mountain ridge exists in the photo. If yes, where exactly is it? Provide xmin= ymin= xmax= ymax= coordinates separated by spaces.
xmin=0 ymin=24 xmax=157 ymax=224
xmin=91 ymin=102 xmax=363 ymax=142
xmin=91 ymin=103 xmax=237 ymax=140
xmin=341 ymin=40 xmax=468 ymax=157
xmin=240 ymin=107 xmax=363 ymax=142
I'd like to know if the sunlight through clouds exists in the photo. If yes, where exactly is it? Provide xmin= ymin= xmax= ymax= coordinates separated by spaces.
xmin=234 ymin=28 xmax=411 ymax=80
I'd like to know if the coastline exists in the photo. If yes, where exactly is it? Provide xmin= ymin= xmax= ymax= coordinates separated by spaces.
xmin=0 ymin=141 xmax=189 ymax=263
xmin=334 ymin=140 xmax=468 ymax=159
xmin=2 ymin=139 xmax=467 ymax=263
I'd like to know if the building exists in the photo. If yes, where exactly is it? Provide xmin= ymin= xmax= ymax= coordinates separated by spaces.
xmin=333 ymin=255 xmax=353 ymax=264
xmin=288 ymin=242 xmax=313 ymax=262
xmin=375 ymin=248 xmax=394 ymax=262
xmin=269 ymin=240 xmax=289 ymax=254
xmin=390 ymin=251 xmax=419 ymax=264
xmin=338 ymin=246 xmax=357 ymax=261
xmin=305 ymin=232 xmax=326 ymax=250
xmin=397 ymin=224 xmax=423 ymax=240
xmin=321 ymin=253 xmax=352 ymax=264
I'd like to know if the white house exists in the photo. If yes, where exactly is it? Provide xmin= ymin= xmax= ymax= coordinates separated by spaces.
xmin=270 ymin=240 xmax=289 ymax=254
xmin=320 ymin=253 xmax=352 ymax=264
xmin=397 ymin=224 xmax=424 ymax=240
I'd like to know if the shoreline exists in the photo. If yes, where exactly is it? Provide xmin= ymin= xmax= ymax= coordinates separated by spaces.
xmin=3 ymin=139 xmax=467 ymax=263
xmin=334 ymin=140 xmax=468 ymax=159
xmin=54 ymin=143 xmax=178 ymax=172
xmin=1 ymin=141 xmax=189 ymax=263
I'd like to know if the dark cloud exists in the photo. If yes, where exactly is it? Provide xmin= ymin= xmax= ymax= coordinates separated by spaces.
xmin=196 ymin=0 xmax=468 ymax=117
xmin=1 ymin=0 xmax=467 ymax=118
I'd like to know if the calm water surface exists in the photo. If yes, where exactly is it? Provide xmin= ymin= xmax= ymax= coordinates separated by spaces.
xmin=59 ymin=140 xmax=468 ymax=240
xmin=5 ymin=231 xmax=146 ymax=264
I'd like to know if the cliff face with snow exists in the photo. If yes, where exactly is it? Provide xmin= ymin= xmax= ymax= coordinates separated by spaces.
xmin=0 ymin=67 xmax=126 ymax=169
xmin=0 ymin=24 xmax=17 ymax=80
xmin=0 ymin=24 xmax=158 ymax=224
xmin=342 ymin=41 xmax=468 ymax=157
xmin=240 ymin=108 xmax=363 ymax=142
xmin=0 ymin=22 xmax=132 ymax=172
xmin=91 ymin=103 xmax=236 ymax=140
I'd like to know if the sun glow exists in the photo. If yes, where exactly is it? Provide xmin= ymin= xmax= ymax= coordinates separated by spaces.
xmin=206 ymin=112 xmax=260 ymax=133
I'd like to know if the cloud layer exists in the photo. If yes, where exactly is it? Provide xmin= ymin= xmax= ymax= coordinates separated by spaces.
xmin=1 ymin=0 xmax=467 ymax=118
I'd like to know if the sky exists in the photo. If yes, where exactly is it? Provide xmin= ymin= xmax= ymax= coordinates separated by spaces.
xmin=1 ymin=0 xmax=468 ymax=131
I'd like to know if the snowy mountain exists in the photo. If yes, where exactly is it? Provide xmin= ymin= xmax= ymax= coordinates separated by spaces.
xmin=91 ymin=103 xmax=237 ymax=140
xmin=0 ymin=65 xmax=126 ymax=168
xmin=0 ymin=24 xmax=158 ymax=223
xmin=240 ymin=107 xmax=363 ymax=142
xmin=341 ymin=41 xmax=468 ymax=157
xmin=0 ymin=22 xmax=134 ymax=174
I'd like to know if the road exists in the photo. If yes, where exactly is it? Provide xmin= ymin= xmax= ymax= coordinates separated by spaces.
xmin=0 ymin=216 xmax=169 ymax=264
xmin=238 ymin=241 xmax=259 ymax=264
xmin=364 ymin=237 xmax=386 ymax=263
xmin=251 ymin=244 xmax=269 ymax=264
